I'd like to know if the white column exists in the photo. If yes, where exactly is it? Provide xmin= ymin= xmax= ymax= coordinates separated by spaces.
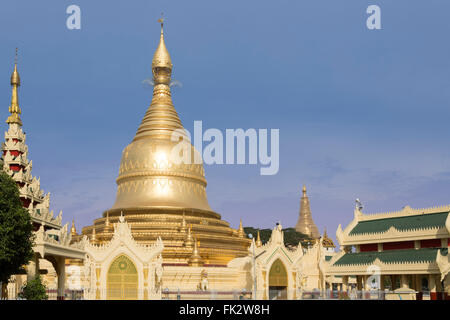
xmin=342 ymin=276 xmax=349 ymax=292
xmin=356 ymin=275 xmax=362 ymax=291
xmin=400 ymin=274 xmax=409 ymax=289
xmin=56 ymin=257 xmax=66 ymax=300
xmin=363 ymin=275 xmax=371 ymax=290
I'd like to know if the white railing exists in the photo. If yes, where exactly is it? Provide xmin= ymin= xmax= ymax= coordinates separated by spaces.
xmin=2 ymin=287 xmax=445 ymax=300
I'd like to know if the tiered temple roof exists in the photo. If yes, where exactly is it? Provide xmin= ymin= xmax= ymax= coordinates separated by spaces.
xmin=334 ymin=248 xmax=448 ymax=266
xmin=1 ymin=51 xmax=84 ymax=260
xmin=1 ymin=54 xmax=61 ymax=230
xmin=328 ymin=203 xmax=450 ymax=280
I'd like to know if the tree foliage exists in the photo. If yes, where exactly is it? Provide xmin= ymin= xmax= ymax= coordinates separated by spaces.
xmin=0 ymin=171 xmax=34 ymax=284
xmin=244 ymin=226 xmax=311 ymax=247
xmin=18 ymin=275 xmax=48 ymax=300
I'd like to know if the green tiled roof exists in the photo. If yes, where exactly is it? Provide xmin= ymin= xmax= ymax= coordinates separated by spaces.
xmin=333 ymin=248 xmax=448 ymax=266
xmin=349 ymin=212 xmax=448 ymax=235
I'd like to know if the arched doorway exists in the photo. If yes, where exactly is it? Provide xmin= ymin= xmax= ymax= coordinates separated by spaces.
xmin=268 ymin=259 xmax=288 ymax=300
xmin=107 ymin=255 xmax=138 ymax=300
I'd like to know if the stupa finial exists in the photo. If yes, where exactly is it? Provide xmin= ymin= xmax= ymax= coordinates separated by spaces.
xmin=71 ymin=219 xmax=77 ymax=236
xmin=7 ymin=48 xmax=22 ymax=126
xmin=152 ymin=14 xmax=172 ymax=70
xmin=188 ymin=236 xmax=204 ymax=266
xmin=158 ymin=12 xmax=164 ymax=34
xmin=256 ymin=230 xmax=262 ymax=247
xmin=238 ymin=219 xmax=244 ymax=238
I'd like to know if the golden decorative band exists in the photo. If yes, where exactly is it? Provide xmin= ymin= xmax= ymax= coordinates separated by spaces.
xmin=116 ymin=170 xmax=207 ymax=186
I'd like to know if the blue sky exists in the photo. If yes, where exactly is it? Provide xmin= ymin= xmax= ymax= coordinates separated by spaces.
xmin=1 ymin=1 xmax=450 ymax=245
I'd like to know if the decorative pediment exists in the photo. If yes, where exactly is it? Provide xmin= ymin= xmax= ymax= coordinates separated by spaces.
xmin=5 ymin=126 xmax=26 ymax=141
xmin=385 ymin=225 xmax=398 ymax=236
xmin=251 ymin=223 xmax=308 ymax=270
xmin=81 ymin=216 xmax=164 ymax=263
xmin=372 ymin=257 xmax=383 ymax=267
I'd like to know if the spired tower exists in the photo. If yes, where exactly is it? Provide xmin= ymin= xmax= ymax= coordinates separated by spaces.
xmin=294 ymin=185 xmax=320 ymax=239
xmin=79 ymin=22 xmax=250 ymax=265
xmin=1 ymin=50 xmax=59 ymax=225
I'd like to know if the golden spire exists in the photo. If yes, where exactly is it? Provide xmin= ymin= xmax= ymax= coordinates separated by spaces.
xmin=6 ymin=48 xmax=22 ymax=126
xmin=132 ymin=17 xmax=182 ymax=141
xmin=152 ymin=15 xmax=172 ymax=70
xmin=71 ymin=219 xmax=77 ymax=236
xmin=188 ymin=237 xmax=203 ymax=267
xmin=238 ymin=219 xmax=244 ymax=238
xmin=104 ymin=211 xmax=113 ymax=233
xmin=256 ymin=230 xmax=262 ymax=247
xmin=295 ymin=184 xmax=320 ymax=239
xmin=91 ymin=227 xmax=98 ymax=244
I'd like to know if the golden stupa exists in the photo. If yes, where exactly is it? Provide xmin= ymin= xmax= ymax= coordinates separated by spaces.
xmin=78 ymin=21 xmax=250 ymax=265
xmin=294 ymin=185 xmax=320 ymax=239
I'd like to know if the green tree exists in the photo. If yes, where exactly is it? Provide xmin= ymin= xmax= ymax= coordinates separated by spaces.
xmin=0 ymin=171 xmax=34 ymax=297
xmin=244 ymin=227 xmax=309 ymax=247
xmin=18 ymin=275 xmax=48 ymax=300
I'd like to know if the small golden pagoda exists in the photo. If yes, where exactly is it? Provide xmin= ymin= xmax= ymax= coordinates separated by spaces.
xmin=321 ymin=229 xmax=335 ymax=249
xmin=295 ymin=185 xmax=320 ymax=239
xmin=78 ymin=21 xmax=250 ymax=265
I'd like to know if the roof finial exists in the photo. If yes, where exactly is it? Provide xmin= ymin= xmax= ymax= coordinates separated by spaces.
xmin=71 ymin=219 xmax=77 ymax=236
xmin=256 ymin=230 xmax=262 ymax=247
xmin=188 ymin=236 xmax=204 ymax=266
xmin=238 ymin=219 xmax=244 ymax=238
xmin=104 ymin=210 xmax=113 ymax=233
xmin=91 ymin=227 xmax=97 ymax=244
xmin=152 ymin=13 xmax=172 ymax=70
xmin=158 ymin=12 xmax=164 ymax=34
xmin=7 ymin=48 xmax=22 ymax=126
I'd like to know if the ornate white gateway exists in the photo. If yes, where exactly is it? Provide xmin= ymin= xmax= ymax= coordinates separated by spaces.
xmin=229 ymin=223 xmax=331 ymax=300
xmin=77 ymin=214 xmax=164 ymax=300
